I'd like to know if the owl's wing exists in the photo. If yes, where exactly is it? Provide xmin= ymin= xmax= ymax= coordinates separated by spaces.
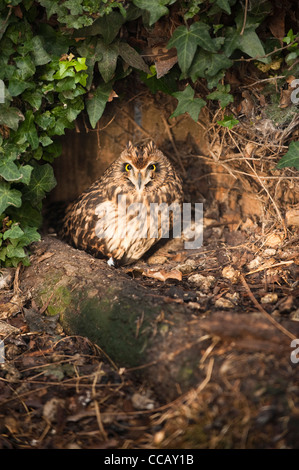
xmin=62 ymin=182 xmax=116 ymax=258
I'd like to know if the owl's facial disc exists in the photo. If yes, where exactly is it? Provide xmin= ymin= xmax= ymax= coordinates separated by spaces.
xmin=125 ymin=163 xmax=156 ymax=192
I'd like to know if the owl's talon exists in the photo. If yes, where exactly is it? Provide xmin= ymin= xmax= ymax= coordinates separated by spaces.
xmin=107 ymin=257 xmax=115 ymax=267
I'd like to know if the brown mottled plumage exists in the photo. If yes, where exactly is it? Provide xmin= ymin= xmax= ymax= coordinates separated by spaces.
xmin=62 ymin=141 xmax=183 ymax=265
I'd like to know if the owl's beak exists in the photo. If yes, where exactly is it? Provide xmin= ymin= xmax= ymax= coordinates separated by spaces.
xmin=137 ymin=172 xmax=142 ymax=190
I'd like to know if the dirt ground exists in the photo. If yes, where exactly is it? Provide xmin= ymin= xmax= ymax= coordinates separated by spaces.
xmin=1 ymin=83 xmax=299 ymax=449
xmin=0 ymin=219 xmax=298 ymax=449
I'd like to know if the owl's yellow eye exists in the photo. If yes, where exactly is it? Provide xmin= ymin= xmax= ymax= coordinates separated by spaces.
xmin=125 ymin=163 xmax=132 ymax=172
xmin=148 ymin=164 xmax=156 ymax=171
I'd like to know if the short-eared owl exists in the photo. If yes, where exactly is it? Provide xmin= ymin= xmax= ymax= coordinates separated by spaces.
xmin=62 ymin=141 xmax=183 ymax=265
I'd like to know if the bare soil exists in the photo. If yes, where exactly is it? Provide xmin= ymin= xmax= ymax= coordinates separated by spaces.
xmin=0 ymin=221 xmax=298 ymax=449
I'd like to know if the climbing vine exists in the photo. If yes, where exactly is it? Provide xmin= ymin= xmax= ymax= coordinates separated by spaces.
xmin=0 ymin=0 xmax=298 ymax=265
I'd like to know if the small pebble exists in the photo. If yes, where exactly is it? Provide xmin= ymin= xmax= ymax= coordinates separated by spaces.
xmin=260 ymin=293 xmax=278 ymax=304
xmin=188 ymin=274 xmax=216 ymax=293
xmin=248 ymin=256 xmax=262 ymax=270
xmin=215 ymin=298 xmax=234 ymax=309
xmin=263 ymin=248 xmax=276 ymax=257
xmin=147 ymin=255 xmax=168 ymax=265
xmin=176 ymin=259 xmax=196 ymax=274
xmin=265 ymin=233 xmax=283 ymax=248
xmin=225 ymin=292 xmax=240 ymax=303
xmin=222 ymin=266 xmax=240 ymax=283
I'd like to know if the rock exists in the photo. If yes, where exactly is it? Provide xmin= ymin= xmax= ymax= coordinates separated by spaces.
xmin=263 ymin=248 xmax=277 ymax=257
xmin=131 ymin=392 xmax=155 ymax=410
xmin=225 ymin=292 xmax=240 ymax=303
xmin=248 ymin=256 xmax=262 ymax=270
xmin=147 ymin=255 xmax=168 ymax=265
xmin=222 ymin=266 xmax=240 ymax=283
xmin=187 ymin=302 xmax=201 ymax=310
xmin=188 ymin=274 xmax=216 ymax=293
xmin=43 ymin=397 xmax=66 ymax=423
xmin=176 ymin=259 xmax=196 ymax=274
xmin=214 ymin=298 xmax=234 ymax=309
xmin=260 ymin=293 xmax=278 ymax=304
xmin=264 ymin=233 xmax=283 ymax=248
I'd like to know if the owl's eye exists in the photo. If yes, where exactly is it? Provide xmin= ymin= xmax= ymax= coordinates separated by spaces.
xmin=125 ymin=163 xmax=132 ymax=172
xmin=148 ymin=164 xmax=156 ymax=171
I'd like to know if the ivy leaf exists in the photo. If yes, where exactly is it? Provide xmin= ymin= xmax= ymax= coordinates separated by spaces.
xmin=133 ymin=0 xmax=170 ymax=25
xmin=8 ymin=78 xmax=32 ymax=96
xmin=207 ymin=84 xmax=234 ymax=108
xmin=238 ymin=29 xmax=269 ymax=64
xmin=276 ymin=141 xmax=299 ymax=170
xmin=20 ymin=110 xmax=39 ymax=150
xmin=7 ymin=202 xmax=42 ymax=228
xmin=17 ymin=225 xmax=41 ymax=246
xmin=167 ymin=22 xmax=218 ymax=75
xmin=0 ymin=159 xmax=22 ymax=182
xmin=23 ymin=164 xmax=57 ymax=206
xmin=96 ymin=40 xmax=119 ymax=83
xmin=19 ymin=165 xmax=33 ymax=185
xmin=76 ymin=11 xmax=124 ymax=44
xmin=0 ymin=182 xmax=22 ymax=214
xmin=216 ymin=0 xmax=232 ymax=14
xmin=37 ymin=24 xmax=70 ymax=56
xmin=39 ymin=135 xmax=53 ymax=147
xmin=0 ymin=105 xmax=24 ymax=131
xmin=223 ymin=26 xmax=240 ymax=57
xmin=31 ymin=36 xmax=51 ymax=66
xmin=14 ymin=55 xmax=36 ymax=80
xmin=3 ymin=224 xmax=24 ymax=241
xmin=217 ymin=115 xmax=239 ymax=129
xmin=170 ymin=85 xmax=206 ymax=121
xmin=6 ymin=245 xmax=26 ymax=260
xmin=22 ymin=89 xmax=43 ymax=110
xmin=118 ymin=42 xmax=150 ymax=74
xmin=190 ymin=49 xmax=233 ymax=82
xmin=35 ymin=111 xmax=55 ymax=130
xmin=86 ymin=83 xmax=113 ymax=128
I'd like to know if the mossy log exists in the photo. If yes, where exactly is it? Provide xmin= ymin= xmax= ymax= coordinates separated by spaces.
xmin=20 ymin=236 xmax=299 ymax=399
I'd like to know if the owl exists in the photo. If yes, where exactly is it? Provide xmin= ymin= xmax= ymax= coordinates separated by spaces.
xmin=62 ymin=141 xmax=183 ymax=266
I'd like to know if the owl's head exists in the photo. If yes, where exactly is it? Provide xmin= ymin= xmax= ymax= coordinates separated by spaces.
xmin=117 ymin=141 xmax=172 ymax=193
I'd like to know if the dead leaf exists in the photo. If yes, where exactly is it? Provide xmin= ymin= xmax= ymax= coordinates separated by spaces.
xmin=0 ymin=320 xmax=20 ymax=336
xmin=279 ymin=88 xmax=293 ymax=108
xmin=143 ymin=269 xmax=182 ymax=282
xmin=0 ymin=293 xmax=26 ymax=319
xmin=240 ymin=91 xmax=255 ymax=117
xmin=60 ymin=53 xmax=75 ymax=61
xmin=153 ymin=47 xmax=178 ymax=78
xmin=244 ymin=143 xmax=256 ymax=158
xmin=268 ymin=8 xmax=285 ymax=41
xmin=108 ymin=90 xmax=118 ymax=102
xmin=13 ymin=5 xmax=23 ymax=18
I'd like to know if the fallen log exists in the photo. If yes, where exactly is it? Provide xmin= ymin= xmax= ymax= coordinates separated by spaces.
xmin=20 ymin=236 xmax=299 ymax=399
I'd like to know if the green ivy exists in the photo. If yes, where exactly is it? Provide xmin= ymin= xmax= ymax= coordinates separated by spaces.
xmin=0 ymin=0 xmax=297 ymax=266
xmin=276 ymin=142 xmax=299 ymax=171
